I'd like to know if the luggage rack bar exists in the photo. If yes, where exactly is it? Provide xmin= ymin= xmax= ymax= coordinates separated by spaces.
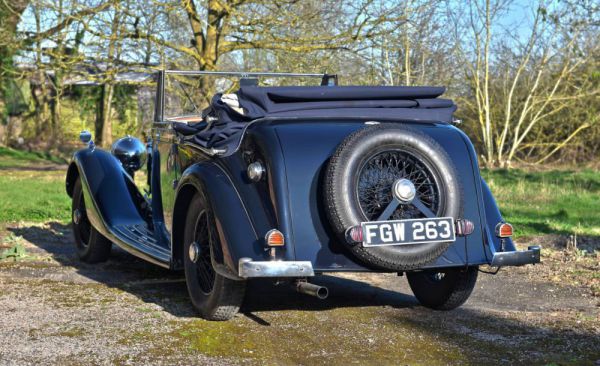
xmin=163 ymin=70 xmax=338 ymax=88
xmin=153 ymin=70 xmax=338 ymax=123
xmin=163 ymin=69 xmax=337 ymax=80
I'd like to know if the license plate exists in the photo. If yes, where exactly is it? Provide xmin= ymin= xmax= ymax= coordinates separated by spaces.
xmin=361 ymin=217 xmax=456 ymax=247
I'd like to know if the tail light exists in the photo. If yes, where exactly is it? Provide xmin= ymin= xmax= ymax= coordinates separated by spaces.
xmin=265 ymin=229 xmax=285 ymax=246
xmin=495 ymin=223 xmax=513 ymax=238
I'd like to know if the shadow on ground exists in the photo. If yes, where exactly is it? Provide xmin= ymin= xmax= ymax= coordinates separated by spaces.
xmin=6 ymin=222 xmax=600 ymax=365
xmin=7 ymin=222 xmax=418 ymax=317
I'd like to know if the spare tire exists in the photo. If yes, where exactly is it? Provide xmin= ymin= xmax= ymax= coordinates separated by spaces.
xmin=324 ymin=124 xmax=462 ymax=271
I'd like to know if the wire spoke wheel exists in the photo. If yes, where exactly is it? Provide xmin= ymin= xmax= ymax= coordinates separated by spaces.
xmin=357 ymin=150 xmax=440 ymax=221
xmin=193 ymin=210 xmax=216 ymax=295
xmin=183 ymin=192 xmax=246 ymax=320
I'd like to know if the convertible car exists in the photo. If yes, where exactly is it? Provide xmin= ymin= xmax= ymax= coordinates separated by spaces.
xmin=65 ymin=71 xmax=540 ymax=320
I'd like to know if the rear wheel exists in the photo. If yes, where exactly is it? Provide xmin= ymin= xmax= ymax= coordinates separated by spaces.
xmin=183 ymin=192 xmax=246 ymax=321
xmin=407 ymin=266 xmax=478 ymax=310
xmin=71 ymin=179 xmax=112 ymax=263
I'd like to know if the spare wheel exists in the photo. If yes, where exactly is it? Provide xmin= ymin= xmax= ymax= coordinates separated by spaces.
xmin=324 ymin=124 xmax=463 ymax=271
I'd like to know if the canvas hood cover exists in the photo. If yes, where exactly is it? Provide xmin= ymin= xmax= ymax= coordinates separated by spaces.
xmin=182 ymin=85 xmax=457 ymax=154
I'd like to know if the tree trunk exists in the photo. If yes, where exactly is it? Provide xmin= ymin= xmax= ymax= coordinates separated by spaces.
xmin=182 ymin=0 xmax=225 ymax=103
xmin=98 ymin=4 xmax=123 ymax=147
xmin=101 ymin=83 xmax=115 ymax=147
xmin=95 ymin=86 xmax=104 ymax=143
xmin=49 ymin=76 xmax=62 ymax=147
xmin=0 ymin=0 xmax=30 ymax=131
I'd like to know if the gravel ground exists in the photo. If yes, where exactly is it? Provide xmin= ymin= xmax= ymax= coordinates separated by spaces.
xmin=0 ymin=222 xmax=598 ymax=365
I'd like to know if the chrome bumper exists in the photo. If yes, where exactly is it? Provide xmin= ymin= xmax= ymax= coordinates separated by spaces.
xmin=491 ymin=245 xmax=541 ymax=267
xmin=238 ymin=258 xmax=315 ymax=278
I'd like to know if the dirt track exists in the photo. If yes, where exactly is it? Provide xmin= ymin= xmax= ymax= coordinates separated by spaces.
xmin=0 ymin=222 xmax=599 ymax=365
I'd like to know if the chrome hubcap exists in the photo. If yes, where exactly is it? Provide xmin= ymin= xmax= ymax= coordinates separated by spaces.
xmin=433 ymin=272 xmax=445 ymax=281
xmin=73 ymin=209 xmax=82 ymax=225
xmin=393 ymin=179 xmax=416 ymax=203
xmin=188 ymin=241 xmax=200 ymax=263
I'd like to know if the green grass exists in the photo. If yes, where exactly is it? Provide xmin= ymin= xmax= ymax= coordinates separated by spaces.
xmin=0 ymin=147 xmax=70 ymax=223
xmin=0 ymin=146 xmax=66 ymax=168
xmin=0 ymin=169 xmax=71 ymax=223
xmin=482 ymin=169 xmax=600 ymax=238
xmin=0 ymin=148 xmax=598 ymax=238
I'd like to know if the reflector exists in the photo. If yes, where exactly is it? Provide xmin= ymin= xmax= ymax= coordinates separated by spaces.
xmin=495 ymin=223 xmax=513 ymax=238
xmin=266 ymin=229 xmax=285 ymax=246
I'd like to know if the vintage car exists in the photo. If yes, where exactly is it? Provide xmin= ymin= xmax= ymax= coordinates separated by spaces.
xmin=65 ymin=70 xmax=540 ymax=320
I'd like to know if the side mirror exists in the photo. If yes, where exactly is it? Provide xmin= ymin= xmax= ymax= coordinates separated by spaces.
xmin=79 ymin=130 xmax=92 ymax=144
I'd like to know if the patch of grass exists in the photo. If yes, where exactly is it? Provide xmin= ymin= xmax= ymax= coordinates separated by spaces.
xmin=0 ymin=170 xmax=70 ymax=223
xmin=167 ymin=309 xmax=466 ymax=364
xmin=52 ymin=327 xmax=86 ymax=338
xmin=0 ymin=235 xmax=30 ymax=261
xmin=482 ymin=168 xmax=600 ymax=238
xmin=0 ymin=146 xmax=66 ymax=167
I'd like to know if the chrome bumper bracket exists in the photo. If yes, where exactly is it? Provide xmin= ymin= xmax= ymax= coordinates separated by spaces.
xmin=491 ymin=245 xmax=541 ymax=267
xmin=238 ymin=258 xmax=315 ymax=278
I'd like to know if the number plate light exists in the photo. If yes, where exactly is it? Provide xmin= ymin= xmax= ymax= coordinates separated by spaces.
xmin=455 ymin=219 xmax=475 ymax=236
xmin=345 ymin=226 xmax=363 ymax=244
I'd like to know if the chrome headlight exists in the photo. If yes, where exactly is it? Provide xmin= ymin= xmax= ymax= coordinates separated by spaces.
xmin=111 ymin=136 xmax=147 ymax=173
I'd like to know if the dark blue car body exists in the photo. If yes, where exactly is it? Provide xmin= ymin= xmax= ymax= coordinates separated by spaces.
xmin=66 ymin=71 xmax=540 ymax=286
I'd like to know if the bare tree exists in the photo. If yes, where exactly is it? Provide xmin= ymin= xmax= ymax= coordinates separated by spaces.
xmin=126 ymin=1 xmax=402 ymax=89
xmin=450 ymin=0 xmax=598 ymax=167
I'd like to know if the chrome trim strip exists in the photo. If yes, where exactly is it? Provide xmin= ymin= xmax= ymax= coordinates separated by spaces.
xmin=238 ymin=258 xmax=314 ymax=278
xmin=179 ymin=141 xmax=227 ymax=156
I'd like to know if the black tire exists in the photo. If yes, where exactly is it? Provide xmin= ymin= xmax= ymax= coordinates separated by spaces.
xmin=324 ymin=124 xmax=462 ymax=271
xmin=71 ymin=179 xmax=112 ymax=263
xmin=183 ymin=192 xmax=246 ymax=321
xmin=407 ymin=266 xmax=478 ymax=310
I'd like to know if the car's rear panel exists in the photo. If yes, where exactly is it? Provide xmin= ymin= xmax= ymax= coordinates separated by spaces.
xmin=218 ymin=119 xmax=490 ymax=272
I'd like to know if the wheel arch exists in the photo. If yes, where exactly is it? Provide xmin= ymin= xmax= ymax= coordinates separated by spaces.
xmin=172 ymin=162 xmax=259 ymax=277
xmin=171 ymin=183 xmax=199 ymax=269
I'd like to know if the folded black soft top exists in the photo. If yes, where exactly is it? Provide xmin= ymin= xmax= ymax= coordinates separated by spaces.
xmin=232 ymin=85 xmax=454 ymax=120
xmin=179 ymin=85 xmax=457 ymax=154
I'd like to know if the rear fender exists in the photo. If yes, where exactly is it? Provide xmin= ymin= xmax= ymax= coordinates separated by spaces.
xmin=172 ymin=162 xmax=259 ymax=279
xmin=480 ymin=178 xmax=517 ymax=253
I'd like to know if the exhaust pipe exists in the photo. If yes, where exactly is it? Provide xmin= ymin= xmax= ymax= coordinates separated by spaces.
xmin=294 ymin=280 xmax=328 ymax=299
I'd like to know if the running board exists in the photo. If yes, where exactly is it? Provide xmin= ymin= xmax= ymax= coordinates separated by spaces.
xmin=111 ymin=224 xmax=171 ymax=267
